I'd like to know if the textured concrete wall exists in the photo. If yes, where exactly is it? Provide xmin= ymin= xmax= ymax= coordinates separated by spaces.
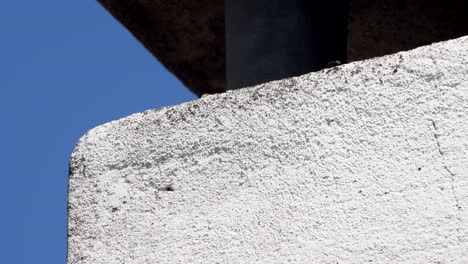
xmin=68 ymin=37 xmax=468 ymax=263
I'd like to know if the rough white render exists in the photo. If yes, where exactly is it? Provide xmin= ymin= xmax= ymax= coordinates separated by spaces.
xmin=68 ymin=36 xmax=468 ymax=264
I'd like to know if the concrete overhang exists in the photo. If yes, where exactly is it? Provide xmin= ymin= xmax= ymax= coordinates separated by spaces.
xmin=98 ymin=0 xmax=468 ymax=96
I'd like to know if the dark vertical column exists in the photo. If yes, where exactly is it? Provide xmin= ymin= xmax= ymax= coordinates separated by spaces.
xmin=225 ymin=0 xmax=348 ymax=90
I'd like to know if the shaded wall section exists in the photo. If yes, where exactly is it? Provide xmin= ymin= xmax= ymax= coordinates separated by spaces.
xmin=98 ymin=0 xmax=468 ymax=95
xmin=348 ymin=0 xmax=468 ymax=61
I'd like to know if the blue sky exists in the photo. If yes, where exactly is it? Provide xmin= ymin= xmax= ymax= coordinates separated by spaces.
xmin=1 ymin=1 xmax=197 ymax=263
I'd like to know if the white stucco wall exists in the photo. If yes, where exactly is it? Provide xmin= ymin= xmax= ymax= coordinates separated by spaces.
xmin=68 ymin=36 xmax=468 ymax=263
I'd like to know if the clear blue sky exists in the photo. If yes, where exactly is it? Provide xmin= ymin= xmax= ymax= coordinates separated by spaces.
xmin=1 ymin=2 xmax=197 ymax=263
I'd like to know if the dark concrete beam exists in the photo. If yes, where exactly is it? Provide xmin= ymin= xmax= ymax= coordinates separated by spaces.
xmin=224 ymin=0 xmax=348 ymax=90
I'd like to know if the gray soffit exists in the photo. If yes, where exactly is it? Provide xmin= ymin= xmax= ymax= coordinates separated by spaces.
xmin=98 ymin=0 xmax=225 ymax=96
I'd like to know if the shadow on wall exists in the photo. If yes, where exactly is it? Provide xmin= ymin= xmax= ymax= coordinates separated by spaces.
xmin=348 ymin=0 xmax=468 ymax=61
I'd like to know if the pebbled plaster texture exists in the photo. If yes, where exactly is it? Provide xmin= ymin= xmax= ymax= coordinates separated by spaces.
xmin=68 ymin=37 xmax=468 ymax=263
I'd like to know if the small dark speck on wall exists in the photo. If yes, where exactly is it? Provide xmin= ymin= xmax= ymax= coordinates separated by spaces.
xmin=159 ymin=184 xmax=175 ymax=192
